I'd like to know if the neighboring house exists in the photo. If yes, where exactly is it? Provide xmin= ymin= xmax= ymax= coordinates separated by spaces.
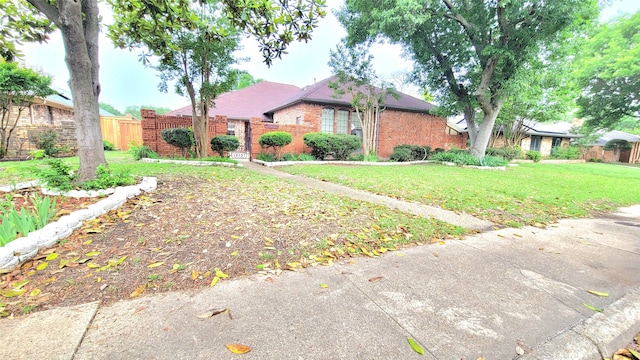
xmin=162 ymin=77 xmax=466 ymax=158
xmin=8 ymin=89 xmax=78 ymax=157
xmin=585 ymin=130 xmax=640 ymax=163
xmin=6 ymin=87 xmax=139 ymax=157
xmin=453 ymin=118 xmax=581 ymax=157
xmin=518 ymin=121 xmax=581 ymax=157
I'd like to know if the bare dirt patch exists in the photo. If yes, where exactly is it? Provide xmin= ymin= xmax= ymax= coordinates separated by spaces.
xmin=1 ymin=173 xmax=464 ymax=317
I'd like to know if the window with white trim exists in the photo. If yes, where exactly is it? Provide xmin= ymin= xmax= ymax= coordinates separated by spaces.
xmin=227 ymin=121 xmax=236 ymax=136
xmin=321 ymin=108 xmax=334 ymax=133
xmin=337 ymin=109 xmax=349 ymax=134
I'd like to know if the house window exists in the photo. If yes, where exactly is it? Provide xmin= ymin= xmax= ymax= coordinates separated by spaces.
xmin=552 ymin=137 xmax=562 ymax=148
xmin=530 ymin=135 xmax=542 ymax=152
xmin=351 ymin=112 xmax=362 ymax=130
xmin=227 ymin=122 xmax=236 ymax=136
xmin=321 ymin=108 xmax=334 ymax=133
xmin=296 ymin=116 xmax=303 ymax=125
xmin=337 ymin=109 xmax=349 ymax=134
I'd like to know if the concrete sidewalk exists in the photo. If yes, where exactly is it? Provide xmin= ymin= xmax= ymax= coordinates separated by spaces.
xmin=1 ymin=205 xmax=639 ymax=359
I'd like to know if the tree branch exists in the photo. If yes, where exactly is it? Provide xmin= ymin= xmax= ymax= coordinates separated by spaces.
xmin=26 ymin=0 xmax=60 ymax=26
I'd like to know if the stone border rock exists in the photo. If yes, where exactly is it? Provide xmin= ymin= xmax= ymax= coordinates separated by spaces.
xmin=141 ymin=158 xmax=243 ymax=168
xmin=252 ymin=159 xmax=434 ymax=167
xmin=252 ymin=159 xmax=506 ymax=170
xmin=0 ymin=177 xmax=157 ymax=271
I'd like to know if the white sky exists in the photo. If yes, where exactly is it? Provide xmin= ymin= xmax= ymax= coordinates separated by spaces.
xmin=18 ymin=0 xmax=640 ymax=113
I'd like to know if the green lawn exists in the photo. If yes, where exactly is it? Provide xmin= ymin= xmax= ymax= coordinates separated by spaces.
xmin=281 ymin=162 xmax=640 ymax=226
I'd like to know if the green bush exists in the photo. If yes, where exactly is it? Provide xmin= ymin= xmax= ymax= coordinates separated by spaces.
xmin=486 ymin=146 xmax=522 ymax=161
xmin=29 ymin=129 xmax=60 ymax=157
xmin=549 ymin=146 xmax=581 ymax=160
xmin=210 ymin=135 xmax=240 ymax=157
xmin=259 ymin=131 xmax=292 ymax=150
xmin=526 ymin=150 xmax=542 ymax=162
xmin=395 ymin=144 xmax=432 ymax=161
xmin=36 ymin=159 xmax=75 ymax=191
xmin=0 ymin=194 xmax=57 ymax=247
xmin=256 ymin=152 xmax=276 ymax=162
xmin=432 ymin=150 xmax=508 ymax=167
xmin=80 ymin=164 xmax=136 ymax=190
xmin=161 ymin=128 xmax=193 ymax=156
xmin=303 ymin=132 xmax=361 ymax=160
xmin=128 ymin=144 xmax=159 ymax=160
xmin=103 ymin=140 xmax=116 ymax=151
xmin=282 ymin=153 xmax=297 ymax=161
xmin=390 ymin=147 xmax=412 ymax=162
xmin=297 ymin=153 xmax=315 ymax=161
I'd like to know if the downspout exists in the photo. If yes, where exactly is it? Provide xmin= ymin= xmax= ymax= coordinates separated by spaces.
xmin=376 ymin=108 xmax=385 ymax=156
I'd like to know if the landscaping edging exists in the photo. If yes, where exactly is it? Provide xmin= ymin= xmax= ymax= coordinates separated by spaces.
xmin=252 ymin=159 xmax=506 ymax=170
xmin=0 ymin=177 xmax=157 ymax=271
xmin=252 ymin=159 xmax=434 ymax=167
xmin=141 ymin=158 xmax=243 ymax=167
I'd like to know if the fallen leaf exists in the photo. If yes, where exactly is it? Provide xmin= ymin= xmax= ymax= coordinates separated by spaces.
xmin=59 ymin=259 xmax=70 ymax=269
xmin=29 ymin=289 xmax=41 ymax=297
xmin=86 ymin=263 xmax=100 ymax=269
xmin=210 ymin=277 xmax=219 ymax=287
xmin=0 ymin=289 xmax=26 ymax=298
xmin=628 ymin=348 xmax=640 ymax=359
xmin=583 ymin=303 xmax=603 ymax=312
xmin=148 ymin=262 xmax=164 ymax=269
xmin=130 ymin=284 xmax=145 ymax=298
xmin=225 ymin=344 xmax=251 ymax=354
xmin=407 ymin=337 xmax=425 ymax=355
xmin=85 ymin=251 xmax=101 ymax=257
xmin=368 ymin=276 xmax=384 ymax=282
xmin=36 ymin=262 xmax=49 ymax=271
xmin=320 ymin=283 xmax=328 ymax=288
xmin=83 ymin=240 xmax=93 ymax=245
xmin=45 ymin=253 xmax=58 ymax=261
xmin=587 ymin=290 xmax=609 ymax=297
xmin=196 ymin=308 xmax=229 ymax=319
xmin=13 ymin=280 xmax=29 ymax=289
xmin=230 ymin=250 xmax=238 ymax=257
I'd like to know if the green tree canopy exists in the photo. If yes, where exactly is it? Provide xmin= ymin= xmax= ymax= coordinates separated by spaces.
xmin=124 ymin=105 xmax=172 ymax=120
xmin=574 ymin=11 xmax=640 ymax=130
xmin=338 ymin=0 xmax=598 ymax=158
xmin=234 ymin=71 xmax=263 ymax=90
xmin=99 ymin=103 xmax=123 ymax=116
xmin=0 ymin=1 xmax=53 ymax=61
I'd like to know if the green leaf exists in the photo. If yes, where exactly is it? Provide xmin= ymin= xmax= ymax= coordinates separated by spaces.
xmin=0 ymin=289 xmax=26 ymax=298
xmin=628 ymin=347 xmax=640 ymax=359
xmin=407 ymin=337 xmax=424 ymax=355
xmin=587 ymin=290 xmax=609 ymax=297
xmin=583 ymin=303 xmax=603 ymax=312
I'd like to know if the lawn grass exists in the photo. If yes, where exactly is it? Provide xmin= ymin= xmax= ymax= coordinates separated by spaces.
xmin=0 ymin=151 xmax=466 ymax=255
xmin=281 ymin=162 xmax=640 ymax=226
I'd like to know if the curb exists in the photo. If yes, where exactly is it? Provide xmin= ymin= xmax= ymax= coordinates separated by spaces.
xmin=518 ymin=287 xmax=640 ymax=359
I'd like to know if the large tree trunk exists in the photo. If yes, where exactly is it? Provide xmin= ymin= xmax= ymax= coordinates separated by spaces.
xmin=28 ymin=0 xmax=106 ymax=181
xmin=469 ymin=104 xmax=503 ymax=158
xmin=196 ymin=101 xmax=209 ymax=158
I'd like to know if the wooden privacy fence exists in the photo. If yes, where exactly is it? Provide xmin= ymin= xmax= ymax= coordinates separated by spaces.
xmin=100 ymin=115 xmax=142 ymax=150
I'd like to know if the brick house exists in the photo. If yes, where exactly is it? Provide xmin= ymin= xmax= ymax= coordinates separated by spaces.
xmin=159 ymin=77 xmax=467 ymax=159
xmin=5 ymin=91 xmax=78 ymax=158
xmin=585 ymin=130 xmax=640 ymax=163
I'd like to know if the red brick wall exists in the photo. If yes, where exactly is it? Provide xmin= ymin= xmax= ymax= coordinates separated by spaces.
xmin=250 ymin=117 xmax=315 ymax=158
xmin=141 ymin=109 xmax=228 ymax=157
xmin=378 ymin=110 xmax=467 ymax=158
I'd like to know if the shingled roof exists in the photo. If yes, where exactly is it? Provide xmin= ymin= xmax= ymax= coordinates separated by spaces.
xmin=265 ymin=76 xmax=435 ymax=115
xmin=165 ymin=81 xmax=301 ymax=120
xmin=166 ymin=76 xmax=435 ymax=120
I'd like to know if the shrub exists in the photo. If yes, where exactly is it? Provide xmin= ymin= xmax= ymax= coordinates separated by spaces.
xmin=479 ymin=155 xmax=509 ymax=167
xmin=549 ymin=146 xmax=581 ymax=160
xmin=282 ymin=153 xmax=297 ymax=161
xmin=526 ymin=150 xmax=542 ymax=162
xmin=390 ymin=147 xmax=412 ymax=162
xmin=297 ymin=153 xmax=315 ymax=161
xmin=486 ymin=146 xmax=521 ymax=161
xmin=363 ymin=152 xmax=379 ymax=162
xmin=161 ymin=128 xmax=193 ymax=156
xmin=103 ymin=140 xmax=116 ymax=151
xmin=256 ymin=152 xmax=276 ymax=162
xmin=80 ymin=164 xmax=136 ymax=190
xmin=210 ymin=135 xmax=240 ymax=157
xmin=128 ymin=144 xmax=159 ymax=160
xmin=35 ymin=159 xmax=75 ymax=191
xmin=259 ymin=131 xmax=292 ymax=160
xmin=303 ymin=132 xmax=361 ymax=160
xmin=29 ymin=129 xmax=60 ymax=157
xmin=390 ymin=145 xmax=431 ymax=161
